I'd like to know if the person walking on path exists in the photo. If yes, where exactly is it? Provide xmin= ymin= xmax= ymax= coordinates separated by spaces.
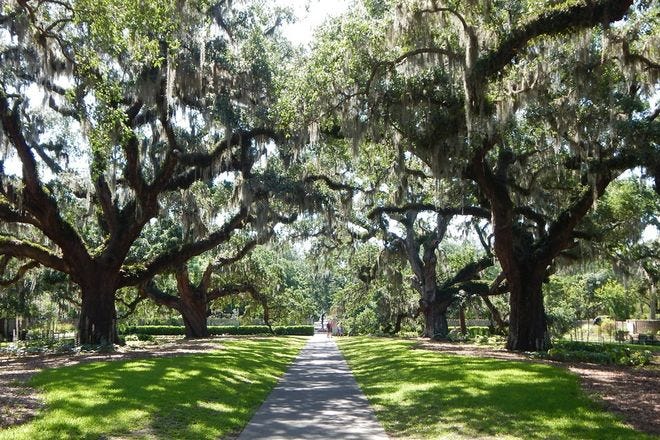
xmin=326 ymin=321 xmax=332 ymax=338
xmin=237 ymin=333 xmax=389 ymax=439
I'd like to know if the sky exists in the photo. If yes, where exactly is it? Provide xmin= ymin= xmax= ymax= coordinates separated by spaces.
xmin=277 ymin=0 xmax=352 ymax=46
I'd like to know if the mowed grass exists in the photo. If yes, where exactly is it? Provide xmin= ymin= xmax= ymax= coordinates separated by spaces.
xmin=337 ymin=337 xmax=654 ymax=440
xmin=0 ymin=337 xmax=307 ymax=440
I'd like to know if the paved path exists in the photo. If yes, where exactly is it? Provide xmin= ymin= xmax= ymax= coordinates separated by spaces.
xmin=237 ymin=333 xmax=389 ymax=439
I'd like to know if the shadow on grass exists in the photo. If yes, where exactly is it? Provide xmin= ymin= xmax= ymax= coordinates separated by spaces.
xmin=338 ymin=337 xmax=652 ymax=440
xmin=0 ymin=337 xmax=307 ymax=440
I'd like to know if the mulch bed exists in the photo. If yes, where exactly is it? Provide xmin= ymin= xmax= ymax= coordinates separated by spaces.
xmin=415 ymin=340 xmax=660 ymax=436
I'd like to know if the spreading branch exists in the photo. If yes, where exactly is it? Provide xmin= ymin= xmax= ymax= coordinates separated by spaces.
xmin=476 ymin=0 xmax=633 ymax=80
xmin=368 ymin=203 xmax=489 ymax=220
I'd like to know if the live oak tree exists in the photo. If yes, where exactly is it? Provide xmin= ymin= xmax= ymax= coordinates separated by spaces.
xmin=295 ymin=129 xmax=498 ymax=338
xmin=136 ymin=209 xmax=273 ymax=338
xmin=457 ymin=2 xmax=659 ymax=350
xmin=364 ymin=167 xmax=495 ymax=338
xmin=136 ymin=166 xmax=327 ymax=337
xmin=0 ymin=0 xmax=296 ymax=344
xmin=300 ymin=0 xmax=658 ymax=350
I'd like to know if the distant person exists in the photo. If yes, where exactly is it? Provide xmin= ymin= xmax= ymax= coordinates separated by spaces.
xmin=337 ymin=323 xmax=344 ymax=336
xmin=326 ymin=321 xmax=332 ymax=338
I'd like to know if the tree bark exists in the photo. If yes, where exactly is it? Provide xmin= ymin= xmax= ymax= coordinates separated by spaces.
xmin=481 ymin=294 xmax=507 ymax=333
xmin=179 ymin=294 xmax=209 ymax=338
xmin=175 ymin=268 xmax=209 ymax=338
xmin=506 ymin=270 xmax=549 ymax=351
xmin=78 ymin=283 xmax=118 ymax=345
xmin=459 ymin=306 xmax=467 ymax=334
xmin=421 ymin=296 xmax=450 ymax=339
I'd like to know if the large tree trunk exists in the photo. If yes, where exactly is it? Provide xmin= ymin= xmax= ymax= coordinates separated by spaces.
xmin=421 ymin=297 xmax=450 ymax=340
xmin=180 ymin=295 xmax=209 ymax=338
xmin=175 ymin=268 xmax=209 ymax=338
xmin=78 ymin=283 xmax=118 ymax=345
xmin=506 ymin=271 xmax=549 ymax=351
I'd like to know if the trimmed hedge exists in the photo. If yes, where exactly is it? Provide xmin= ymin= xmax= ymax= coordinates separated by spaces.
xmin=121 ymin=325 xmax=314 ymax=336
xmin=448 ymin=326 xmax=491 ymax=338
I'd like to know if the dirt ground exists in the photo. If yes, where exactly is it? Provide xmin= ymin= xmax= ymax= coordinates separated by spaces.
xmin=415 ymin=340 xmax=660 ymax=436
xmin=1 ymin=338 xmax=658 ymax=436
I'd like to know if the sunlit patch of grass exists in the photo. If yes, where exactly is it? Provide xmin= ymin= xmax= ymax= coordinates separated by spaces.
xmin=0 ymin=337 xmax=307 ymax=440
xmin=338 ymin=337 xmax=652 ymax=440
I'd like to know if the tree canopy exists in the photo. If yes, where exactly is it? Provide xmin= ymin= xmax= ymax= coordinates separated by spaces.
xmin=0 ymin=0 xmax=657 ymax=350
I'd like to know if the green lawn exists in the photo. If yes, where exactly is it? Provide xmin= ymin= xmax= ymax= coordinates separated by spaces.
xmin=338 ymin=337 xmax=655 ymax=440
xmin=0 ymin=337 xmax=307 ymax=440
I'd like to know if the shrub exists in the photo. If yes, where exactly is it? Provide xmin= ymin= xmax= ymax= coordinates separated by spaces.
xmin=448 ymin=326 xmax=491 ymax=340
xmin=122 ymin=325 xmax=185 ymax=335
xmin=272 ymin=325 xmax=314 ymax=336
xmin=474 ymin=335 xmax=507 ymax=345
xmin=546 ymin=308 xmax=576 ymax=338
xmin=447 ymin=328 xmax=468 ymax=342
xmin=598 ymin=317 xmax=616 ymax=337
xmin=614 ymin=330 xmax=628 ymax=341
xmin=628 ymin=350 xmax=653 ymax=366
xmin=124 ymin=333 xmax=155 ymax=342
xmin=121 ymin=325 xmax=314 ymax=336
xmin=546 ymin=341 xmax=653 ymax=366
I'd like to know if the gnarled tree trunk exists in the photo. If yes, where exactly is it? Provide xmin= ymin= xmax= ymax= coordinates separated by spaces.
xmin=179 ymin=294 xmax=209 ymax=338
xmin=78 ymin=282 xmax=118 ymax=345
xmin=421 ymin=295 xmax=450 ymax=339
xmin=176 ymin=268 xmax=209 ymax=338
xmin=506 ymin=269 xmax=549 ymax=351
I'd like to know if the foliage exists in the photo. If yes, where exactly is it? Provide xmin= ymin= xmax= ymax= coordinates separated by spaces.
xmin=330 ymin=243 xmax=419 ymax=336
xmin=594 ymin=280 xmax=635 ymax=321
xmin=211 ymin=244 xmax=316 ymax=326
xmin=0 ymin=338 xmax=77 ymax=356
xmin=547 ymin=341 xmax=655 ymax=366
xmin=448 ymin=326 xmax=490 ymax=339
xmin=0 ymin=0 xmax=305 ymax=344
xmin=0 ymin=337 xmax=305 ymax=440
xmin=472 ymin=334 xmax=507 ymax=346
xmin=338 ymin=337 xmax=650 ymax=439
xmin=120 ymin=324 xmax=313 ymax=336
xmin=544 ymin=267 xmax=640 ymax=331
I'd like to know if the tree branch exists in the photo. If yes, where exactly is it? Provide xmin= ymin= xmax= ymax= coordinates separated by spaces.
xmin=0 ymin=259 xmax=40 ymax=286
xmin=120 ymin=207 xmax=250 ymax=286
xmin=0 ymin=235 xmax=68 ymax=273
xmin=368 ymin=203 xmax=489 ymax=220
xmin=476 ymin=0 xmax=633 ymax=80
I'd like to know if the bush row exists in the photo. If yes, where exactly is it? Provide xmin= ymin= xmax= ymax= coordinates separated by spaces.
xmin=546 ymin=341 xmax=653 ymax=366
xmin=448 ymin=326 xmax=491 ymax=339
xmin=120 ymin=325 xmax=314 ymax=336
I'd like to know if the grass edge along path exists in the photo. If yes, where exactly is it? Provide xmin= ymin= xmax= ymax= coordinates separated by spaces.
xmin=0 ymin=336 xmax=308 ymax=440
xmin=337 ymin=337 xmax=655 ymax=440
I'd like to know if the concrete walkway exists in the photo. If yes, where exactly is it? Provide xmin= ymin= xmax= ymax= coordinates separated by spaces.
xmin=237 ymin=333 xmax=389 ymax=439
